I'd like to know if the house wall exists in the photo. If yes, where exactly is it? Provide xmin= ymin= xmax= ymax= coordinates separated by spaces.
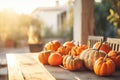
xmin=38 ymin=10 xmax=62 ymax=33
xmin=73 ymin=0 xmax=82 ymax=42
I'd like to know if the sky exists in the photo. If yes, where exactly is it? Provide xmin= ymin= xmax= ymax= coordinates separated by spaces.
xmin=0 ymin=0 xmax=67 ymax=14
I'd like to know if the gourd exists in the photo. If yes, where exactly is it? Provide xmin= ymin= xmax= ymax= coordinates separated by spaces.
xmin=38 ymin=50 xmax=52 ymax=64
xmin=108 ymin=50 xmax=120 ymax=69
xmin=93 ymin=42 xmax=112 ymax=53
xmin=71 ymin=43 xmax=88 ymax=56
xmin=63 ymin=55 xmax=83 ymax=71
xmin=63 ymin=40 xmax=75 ymax=50
xmin=80 ymin=42 xmax=106 ymax=71
xmin=57 ymin=46 xmax=71 ymax=56
xmin=45 ymin=40 xmax=61 ymax=51
xmin=48 ymin=52 xmax=63 ymax=66
xmin=94 ymin=55 xmax=115 ymax=76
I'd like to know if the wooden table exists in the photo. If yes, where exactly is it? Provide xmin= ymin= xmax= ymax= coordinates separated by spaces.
xmin=6 ymin=53 xmax=120 ymax=80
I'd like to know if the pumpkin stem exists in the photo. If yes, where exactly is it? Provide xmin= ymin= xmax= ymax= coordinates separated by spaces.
xmin=73 ymin=48 xmax=77 ymax=56
xmin=103 ymin=54 xmax=108 ymax=62
xmin=97 ymin=41 xmax=104 ymax=51
xmin=64 ymin=46 xmax=67 ymax=48
xmin=71 ymin=55 xmax=74 ymax=59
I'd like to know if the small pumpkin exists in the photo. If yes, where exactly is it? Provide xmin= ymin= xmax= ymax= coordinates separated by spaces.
xmin=80 ymin=42 xmax=106 ymax=71
xmin=108 ymin=50 xmax=120 ymax=69
xmin=63 ymin=55 xmax=83 ymax=71
xmin=63 ymin=40 xmax=75 ymax=50
xmin=71 ymin=43 xmax=88 ymax=56
xmin=94 ymin=55 xmax=115 ymax=76
xmin=57 ymin=46 xmax=71 ymax=56
xmin=93 ymin=41 xmax=112 ymax=53
xmin=48 ymin=52 xmax=63 ymax=66
xmin=38 ymin=50 xmax=52 ymax=64
xmin=45 ymin=40 xmax=61 ymax=51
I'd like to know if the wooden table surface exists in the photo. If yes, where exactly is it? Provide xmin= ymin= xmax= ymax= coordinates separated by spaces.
xmin=6 ymin=53 xmax=120 ymax=80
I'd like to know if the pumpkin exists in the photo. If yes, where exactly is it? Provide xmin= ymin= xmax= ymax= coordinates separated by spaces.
xmin=93 ymin=41 xmax=112 ymax=53
xmin=38 ymin=50 xmax=52 ymax=64
xmin=48 ymin=52 xmax=63 ymax=66
xmin=63 ymin=55 xmax=83 ymax=71
xmin=71 ymin=44 xmax=88 ymax=56
xmin=80 ymin=47 xmax=106 ymax=71
xmin=94 ymin=55 xmax=115 ymax=76
xmin=63 ymin=40 xmax=75 ymax=50
xmin=45 ymin=40 xmax=61 ymax=51
xmin=57 ymin=46 xmax=71 ymax=56
xmin=108 ymin=50 xmax=120 ymax=69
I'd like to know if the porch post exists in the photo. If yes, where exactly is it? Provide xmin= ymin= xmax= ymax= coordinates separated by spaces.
xmin=73 ymin=0 xmax=94 ymax=44
xmin=73 ymin=0 xmax=82 ymax=42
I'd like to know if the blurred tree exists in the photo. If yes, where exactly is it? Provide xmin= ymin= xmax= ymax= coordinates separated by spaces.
xmin=107 ymin=0 xmax=120 ymax=27
xmin=0 ymin=9 xmax=44 ymax=43
xmin=0 ymin=9 xmax=19 ymax=41
xmin=107 ymin=0 xmax=120 ymax=37
xmin=94 ymin=0 xmax=118 ymax=38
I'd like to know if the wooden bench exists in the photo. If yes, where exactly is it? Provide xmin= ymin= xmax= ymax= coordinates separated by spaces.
xmin=87 ymin=36 xmax=104 ymax=48
xmin=107 ymin=37 xmax=120 ymax=51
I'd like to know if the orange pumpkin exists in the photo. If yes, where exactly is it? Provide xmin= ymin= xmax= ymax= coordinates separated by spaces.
xmin=63 ymin=40 xmax=75 ymax=50
xmin=71 ymin=44 xmax=88 ymax=56
xmin=94 ymin=55 xmax=115 ymax=76
xmin=62 ymin=55 xmax=69 ymax=67
xmin=80 ymin=48 xmax=106 ymax=71
xmin=45 ymin=40 xmax=61 ymax=51
xmin=57 ymin=46 xmax=71 ymax=56
xmin=48 ymin=52 xmax=63 ymax=66
xmin=38 ymin=50 xmax=52 ymax=64
xmin=108 ymin=50 xmax=120 ymax=69
xmin=93 ymin=42 xmax=112 ymax=53
xmin=63 ymin=55 xmax=83 ymax=71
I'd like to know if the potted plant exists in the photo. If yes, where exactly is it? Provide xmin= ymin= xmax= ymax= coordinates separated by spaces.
xmin=28 ymin=18 xmax=44 ymax=52
xmin=5 ymin=38 xmax=16 ymax=48
xmin=4 ymin=29 xmax=16 ymax=48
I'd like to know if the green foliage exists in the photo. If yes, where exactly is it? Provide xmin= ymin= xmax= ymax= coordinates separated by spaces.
xmin=107 ymin=0 xmax=120 ymax=28
xmin=94 ymin=0 xmax=118 ymax=38
xmin=42 ymin=26 xmax=54 ymax=38
xmin=42 ymin=26 xmax=73 ymax=41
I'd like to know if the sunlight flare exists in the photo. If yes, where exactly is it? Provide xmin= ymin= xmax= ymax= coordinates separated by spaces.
xmin=0 ymin=0 xmax=67 ymax=14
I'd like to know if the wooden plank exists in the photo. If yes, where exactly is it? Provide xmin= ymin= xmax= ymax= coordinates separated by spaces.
xmin=6 ymin=53 xmax=56 ymax=80
xmin=7 ymin=53 xmax=120 ymax=80
xmin=45 ymin=65 xmax=120 ymax=80
xmin=6 ymin=54 xmax=24 ymax=80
